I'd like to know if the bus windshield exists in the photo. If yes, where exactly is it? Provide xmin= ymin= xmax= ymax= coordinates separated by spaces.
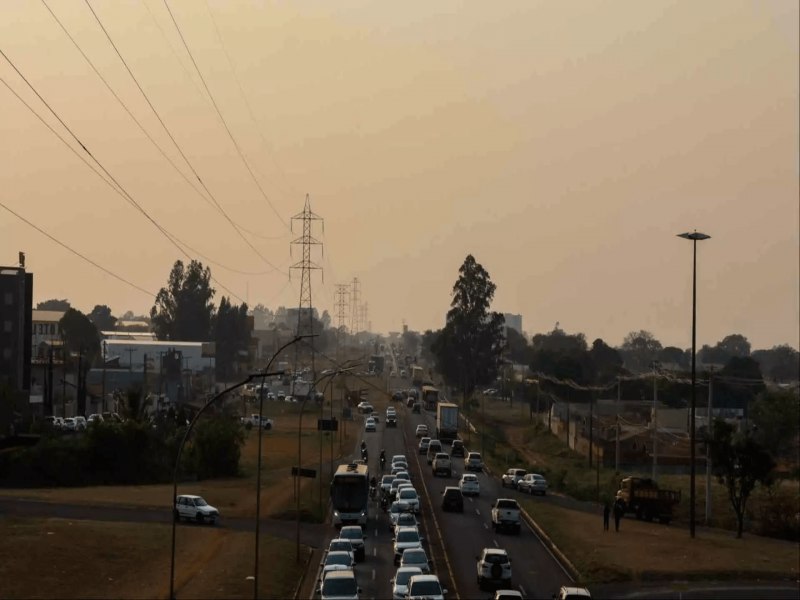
xmin=331 ymin=475 xmax=368 ymax=512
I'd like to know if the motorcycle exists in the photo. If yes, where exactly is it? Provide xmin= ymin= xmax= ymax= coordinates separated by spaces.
xmin=369 ymin=484 xmax=377 ymax=500
xmin=361 ymin=447 xmax=369 ymax=462
xmin=379 ymin=456 xmax=386 ymax=471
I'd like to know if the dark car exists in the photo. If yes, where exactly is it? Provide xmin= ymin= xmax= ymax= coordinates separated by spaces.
xmin=412 ymin=402 xmax=422 ymax=414
xmin=441 ymin=486 xmax=464 ymax=512
xmin=406 ymin=397 xmax=415 ymax=408
xmin=386 ymin=414 xmax=398 ymax=427
xmin=450 ymin=439 xmax=465 ymax=457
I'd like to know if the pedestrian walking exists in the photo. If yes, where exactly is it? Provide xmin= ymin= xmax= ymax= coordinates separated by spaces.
xmin=613 ymin=499 xmax=624 ymax=532
xmin=603 ymin=501 xmax=610 ymax=531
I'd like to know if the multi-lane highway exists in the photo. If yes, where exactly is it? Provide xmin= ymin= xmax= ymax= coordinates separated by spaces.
xmin=310 ymin=376 xmax=576 ymax=600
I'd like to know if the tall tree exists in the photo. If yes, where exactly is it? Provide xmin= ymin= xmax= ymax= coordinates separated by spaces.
xmin=150 ymin=260 xmax=216 ymax=341
xmin=431 ymin=255 xmax=505 ymax=404
xmin=620 ymin=330 xmax=663 ymax=373
xmin=588 ymin=338 xmax=624 ymax=384
xmin=36 ymin=299 xmax=71 ymax=311
xmin=658 ymin=346 xmax=690 ymax=369
xmin=707 ymin=419 xmax=775 ymax=538
xmin=749 ymin=388 xmax=799 ymax=460
xmin=504 ymin=327 xmax=531 ymax=365
xmin=752 ymin=345 xmax=800 ymax=383
xmin=88 ymin=304 xmax=117 ymax=332
xmin=214 ymin=297 xmax=250 ymax=381
xmin=529 ymin=325 xmax=591 ymax=383
xmin=59 ymin=308 xmax=100 ymax=416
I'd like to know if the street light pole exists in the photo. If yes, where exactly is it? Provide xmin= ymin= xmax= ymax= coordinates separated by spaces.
xmin=678 ymin=230 xmax=710 ymax=539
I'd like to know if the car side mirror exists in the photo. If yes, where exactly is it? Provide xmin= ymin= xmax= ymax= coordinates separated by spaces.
xmin=442 ymin=589 xmax=448 ymax=595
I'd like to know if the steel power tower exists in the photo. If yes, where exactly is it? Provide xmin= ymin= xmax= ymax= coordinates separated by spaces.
xmin=334 ymin=284 xmax=349 ymax=331
xmin=290 ymin=194 xmax=323 ymax=385
xmin=350 ymin=277 xmax=361 ymax=334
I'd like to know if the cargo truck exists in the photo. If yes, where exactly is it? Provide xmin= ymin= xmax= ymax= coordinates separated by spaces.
xmin=436 ymin=402 xmax=459 ymax=443
xmin=615 ymin=476 xmax=680 ymax=524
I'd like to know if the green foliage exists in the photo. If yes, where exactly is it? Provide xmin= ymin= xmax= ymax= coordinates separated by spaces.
xmin=755 ymin=483 xmax=800 ymax=541
xmin=183 ymin=417 xmax=245 ymax=479
xmin=59 ymin=308 xmax=101 ymax=366
xmin=620 ymin=330 xmax=663 ymax=373
xmin=750 ymin=388 xmax=800 ymax=460
xmin=707 ymin=419 xmax=776 ymax=538
xmin=150 ymin=259 xmax=216 ymax=342
xmin=88 ymin=304 xmax=117 ymax=332
xmin=751 ymin=345 xmax=800 ymax=383
xmin=36 ymin=299 xmax=71 ymax=311
xmin=215 ymin=296 xmax=250 ymax=381
xmin=431 ymin=255 xmax=505 ymax=402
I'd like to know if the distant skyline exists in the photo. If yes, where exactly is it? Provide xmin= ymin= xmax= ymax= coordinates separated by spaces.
xmin=2 ymin=1 xmax=797 ymax=352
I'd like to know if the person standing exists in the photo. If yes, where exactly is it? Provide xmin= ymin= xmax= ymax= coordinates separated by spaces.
xmin=613 ymin=499 xmax=624 ymax=532
xmin=603 ymin=501 xmax=610 ymax=532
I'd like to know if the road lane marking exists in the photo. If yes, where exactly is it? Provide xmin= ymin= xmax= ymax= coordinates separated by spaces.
xmin=483 ymin=522 xmax=489 ymax=529
xmin=493 ymin=539 xmax=499 ymax=548
xmin=372 ymin=569 xmax=376 ymax=580
xmin=468 ymin=497 xmax=474 ymax=503
xmin=373 ymin=547 xmax=377 ymax=556
xmin=475 ymin=508 xmax=480 ymax=516
xmin=519 ymin=584 xmax=526 ymax=596
xmin=374 ymin=528 xmax=378 ymax=537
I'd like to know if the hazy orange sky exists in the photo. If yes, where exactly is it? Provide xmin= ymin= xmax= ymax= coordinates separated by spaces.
xmin=1 ymin=0 xmax=797 ymax=351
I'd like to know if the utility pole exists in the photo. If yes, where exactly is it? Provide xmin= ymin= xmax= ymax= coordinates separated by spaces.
xmin=615 ymin=377 xmax=621 ymax=473
xmin=290 ymin=194 xmax=323 ymax=392
xmin=652 ymin=361 xmax=660 ymax=481
xmin=102 ymin=341 xmax=107 ymax=413
xmin=126 ymin=348 xmax=135 ymax=372
xmin=158 ymin=351 xmax=164 ymax=415
xmin=705 ymin=369 xmax=714 ymax=525
xmin=588 ymin=390 xmax=594 ymax=468
xmin=143 ymin=353 xmax=149 ymax=395
xmin=77 ymin=346 xmax=84 ymax=418
xmin=46 ymin=345 xmax=54 ymax=416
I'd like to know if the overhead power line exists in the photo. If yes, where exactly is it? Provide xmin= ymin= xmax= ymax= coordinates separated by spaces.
xmin=162 ymin=0 xmax=292 ymax=232
xmin=83 ymin=0 xmax=288 ymax=275
xmin=0 ymin=200 xmax=154 ymax=298
xmin=0 ymin=50 xmax=246 ymax=304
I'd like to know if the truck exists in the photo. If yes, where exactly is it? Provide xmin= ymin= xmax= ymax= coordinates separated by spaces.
xmin=410 ymin=365 xmax=424 ymax=388
xmin=436 ymin=402 xmax=459 ymax=443
xmin=491 ymin=498 xmax=521 ymax=534
xmin=615 ymin=476 xmax=681 ymax=524
xmin=243 ymin=414 xmax=273 ymax=429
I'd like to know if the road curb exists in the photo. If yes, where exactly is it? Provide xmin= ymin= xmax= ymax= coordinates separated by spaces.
xmin=294 ymin=545 xmax=317 ymax=600
xmin=518 ymin=504 xmax=582 ymax=582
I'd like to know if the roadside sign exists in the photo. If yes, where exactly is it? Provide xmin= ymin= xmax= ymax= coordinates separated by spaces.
xmin=317 ymin=418 xmax=339 ymax=431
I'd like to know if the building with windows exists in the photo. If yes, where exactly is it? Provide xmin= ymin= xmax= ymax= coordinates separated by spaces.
xmin=0 ymin=265 xmax=33 ymax=434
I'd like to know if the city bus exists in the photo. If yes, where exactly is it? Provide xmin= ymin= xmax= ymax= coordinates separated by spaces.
xmin=410 ymin=365 xmax=424 ymax=388
xmin=421 ymin=385 xmax=439 ymax=411
xmin=330 ymin=463 xmax=370 ymax=527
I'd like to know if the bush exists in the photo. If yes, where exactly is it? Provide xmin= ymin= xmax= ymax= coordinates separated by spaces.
xmin=182 ymin=417 xmax=245 ymax=479
xmin=756 ymin=483 xmax=800 ymax=541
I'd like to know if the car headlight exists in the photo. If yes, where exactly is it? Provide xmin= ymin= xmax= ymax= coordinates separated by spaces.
xmin=333 ymin=510 xmax=340 ymax=517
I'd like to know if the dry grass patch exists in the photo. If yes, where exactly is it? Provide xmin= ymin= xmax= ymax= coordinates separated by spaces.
xmin=522 ymin=500 xmax=799 ymax=584
xmin=0 ymin=516 xmax=308 ymax=599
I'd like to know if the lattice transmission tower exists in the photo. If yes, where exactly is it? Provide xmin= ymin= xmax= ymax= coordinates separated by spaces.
xmin=290 ymin=194 xmax=323 ymax=383
xmin=334 ymin=284 xmax=350 ymax=332
xmin=350 ymin=277 xmax=360 ymax=334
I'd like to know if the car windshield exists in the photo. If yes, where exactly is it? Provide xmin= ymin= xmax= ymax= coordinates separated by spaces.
xmin=403 ymin=550 xmax=427 ymax=564
xmin=397 ymin=514 xmax=415 ymax=526
xmin=325 ymin=553 xmax=351 ymax=567
xmin=409 ymin=580 xmax=442 ymax=596
xmin=194 ymin=498 xmax=207 ymax=506
xmin=397 ymin=530 xmax=419 ymax=543
xmin=399 ymin=489 xmax=417 ymax=500
xmin=340 ymin=527 xmax=362 ymax=541
xmin=463 ymin=475 xmax=477 ymax=482
xmin=330 ymin=541 xmax=351 ymax=552
xmin=485 ymin=553 xmax=509 ymax=564
xmin=391 ymin=502 xmax=410 ymax=514
xmin=395 ymin=570 xmax=417 ymax=586
xmin=382 ymin=475 xmax=395 ymax=485
xmin=322 ymin=577 xmax=357 ymax=596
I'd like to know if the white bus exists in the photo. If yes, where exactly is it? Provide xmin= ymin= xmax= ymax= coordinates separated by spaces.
xmin=330 ymin=463 xmax=370 ymax=527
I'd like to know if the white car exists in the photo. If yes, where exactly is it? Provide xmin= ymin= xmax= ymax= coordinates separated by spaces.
xmin=418 ymin=437 xmax=431 ymax=454
xmin=415 ymin=424 xmax=429 ymax=437
xmin=554 ymin=586 xmax=593 ymax=600
xmin=380 ymin=475 xmax=396 ymax=497
xmin=393 ymin=511 xmax=418 ymax=533
xmin=391 ymin=454 xmax=407 ymax=465
xmin=87 ymin=413 xmax=104 ymax=425
xmin=319 ymin=569 xmax=360 ymax=600
xmin=338 ymin=526 xmax=366 ymax=562
xmin=459 ymin=473 xmax=480 ymax=496
xmin=365 ymin=417 xmax=376 ymax=432
xmin=73 ymin=416 xmax=87 ymax=430
xmin=174 ymin=494 xmax=219 ymax=524
xmin=390 ymin=566 xmax=423 ymax=600
xmin=328 ymin=538 xmax=355 ymax=564
xmin=518 ymin=473 xmax=548 ymax=496
xmin=406 ymin=574 xmax=448 ymax=600
xmin=477 ymin=547 xmax=512 ymax=589
xmin=62 ymin=418 xmax=77 ymax=431
xmin=501 ymin=468 xmax=527 ymax=488
xmin=397 ymin=487 xmax=420 ymax=514
xmin=321 ymin=550 xmax=355 ymax=579
xmin=391 ymin=463 xmax=408 ymax=475
xmin=393 ymin=526 xmax=424 ymax=564
xmin=399 ymin=548 xmax=431 ymax=574
xmin=389 ymin=501 xmax=414 ymax=528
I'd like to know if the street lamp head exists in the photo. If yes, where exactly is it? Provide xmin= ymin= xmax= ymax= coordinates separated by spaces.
xmin=677 ymin=231 xmax=711 ymax=241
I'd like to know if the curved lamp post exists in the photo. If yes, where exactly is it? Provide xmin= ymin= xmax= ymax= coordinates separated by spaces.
xmin=295 ymin=365 xmax=358 ymax=562
xmin=169 ymin=335 xmax=309 ymax=600
xmin=677 ymin=230 xmax=710 ymax=539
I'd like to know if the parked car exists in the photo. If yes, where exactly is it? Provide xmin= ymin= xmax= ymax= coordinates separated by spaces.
xmin=441 ymin=486 xmax=464 ymax=512
xmin=415 ymin=424 xmax=429 ymax=437
xmin=73 ymin=416 xmax=87 ymax=431
xmin=518 ymin=473 xmax=548 ymax=496
xmin=459 ymin=473 xmax=480 ymax=496
xmin=174 ymin=494 xmax=219 ymax=524
xmin=245 ymin=414 xmax=273 ymax=429
xmin=501 ymin=468 xmax=527 ymax=489
xmin=62 ymin=417 xmax=77 ymax=431
xmin=406 ymin=574 xmax=448 ymax=600
xmin=476 ymin=547 xmax=512 ymax=589
xmin=450 ymin=439 xmax=465 ymax=457
xmin=465 ymin=451 xmax=483 ymax=471
xmin=87 ymin=414 xmax=104 ymax=425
